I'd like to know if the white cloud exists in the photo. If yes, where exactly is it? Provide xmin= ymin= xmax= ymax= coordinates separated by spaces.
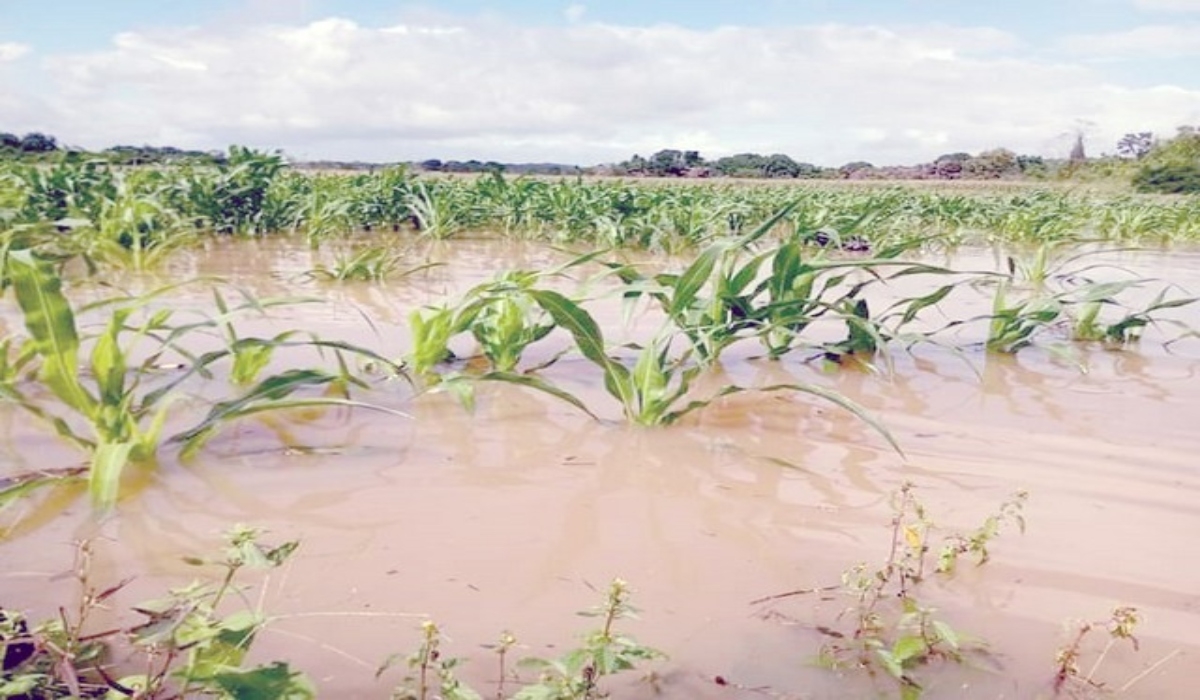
xmin=5 ymin=16 xmax=1200 ymax=164
xmin=565 ymin=4 xmax=587 ymax=23
xmin=1134 ymin=0 xmax=1200 ymax=11
xmin=0 ymin=42 xmax=30 ymax=62
xmin=1059 ymin=24 xmax=1200 ymax=57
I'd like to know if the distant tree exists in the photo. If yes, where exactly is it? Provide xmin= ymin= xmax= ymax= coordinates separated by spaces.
xmin=624 ymin=154 xmax=648 ymax=174
xmin=0 ymin=132 xmax=19 ymax=150
xmin=713 ymin=153 xmax=767 ymax=177
xmin=1016 ymin=154 xmax=1046 ymax=177
xmin=1117 ymin=132 xmax=1154 ymax=160
xmin=19 ymin=132 xmax=57 ymax=153
xmin=966 ymin=148 xmax=1019 ymax=179
xmin=763 ymin=153 xmax=801 ymax=178
xmin=419 ymin=159 xmax=443 ymax=171
xmin=838 ymin=161 xmax=874 ymax=178
xmin=1132 ymin=125 xmax=1200 ymax=193
xmin=933 ymin=152 xmax=971 ymax=179
xmin=648 ymin=149 xmax=687 ymax=176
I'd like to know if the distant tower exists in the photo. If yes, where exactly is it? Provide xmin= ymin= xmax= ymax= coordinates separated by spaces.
xmin=1069 ymin=133 xmax=1087 ymax=163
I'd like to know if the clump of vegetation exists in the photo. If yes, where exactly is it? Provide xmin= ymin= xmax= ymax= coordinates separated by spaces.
xmin=378 ymin=578 xmax=664 ymax=700
xmin=1132 ymin=126 xmax=1200 ymax=194
xmin=0 ymin=527 xmax=312 ymax=699
xmin=0 ymin=251 xmax=404 ymax=508
xmin=752 ymin=483 xmax=1028 ymax=699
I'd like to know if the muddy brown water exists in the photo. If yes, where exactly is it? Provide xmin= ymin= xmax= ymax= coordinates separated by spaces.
xmin=2 ymin=236 xmax=1199 ymax=698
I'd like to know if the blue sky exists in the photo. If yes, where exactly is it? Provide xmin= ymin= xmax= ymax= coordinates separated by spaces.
xmin=2 ymin=0 xmax=1199 ymax=164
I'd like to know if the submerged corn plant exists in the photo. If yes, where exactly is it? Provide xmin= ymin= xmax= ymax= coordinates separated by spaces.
xmin=1 ymin=251 xmax=404 ymax=507
xmin=308 ymin=245 xmax=441 ymax=283
xmin=976 ymin=243 xmax=1198 ymax=354
xmin=477 ymin=288 xmax=900 ymax=451
xmin=609 ymin=206 xmax=960 ymax=367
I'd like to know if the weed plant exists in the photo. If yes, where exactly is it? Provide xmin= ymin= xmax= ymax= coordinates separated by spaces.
xmin=378 ymin=579 xmax=664 ymax=700
xmin=753 ymin=483 xmax=1028 ymax=699
xmin=0 ymin=527 xmax=313 ymax=699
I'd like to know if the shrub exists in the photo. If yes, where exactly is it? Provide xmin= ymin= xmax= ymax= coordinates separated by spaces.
xmin=1132 ymin=161 xmax=1200 ymax=194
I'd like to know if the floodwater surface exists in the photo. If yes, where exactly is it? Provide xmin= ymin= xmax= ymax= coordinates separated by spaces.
xmin=2 ymin=236 xmax=1199 ymax=699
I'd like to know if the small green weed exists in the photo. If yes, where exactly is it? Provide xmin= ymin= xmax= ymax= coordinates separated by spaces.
xmin=0 ymin=526 xmax=313 ymax=699
xmin=753 ymin=483 xmax=1027 ymax=699
xmin=379 ymin=579 xmax=664 ymax=700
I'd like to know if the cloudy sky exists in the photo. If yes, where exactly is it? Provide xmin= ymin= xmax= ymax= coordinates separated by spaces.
xmin=2 ymin=0 xmax=1199 ymax=166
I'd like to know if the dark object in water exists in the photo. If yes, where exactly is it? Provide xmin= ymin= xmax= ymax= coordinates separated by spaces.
xmin=1 ymin=608 xmax=35 ymax=672
xmin=810 ymin=228 xmax=871 ymax=253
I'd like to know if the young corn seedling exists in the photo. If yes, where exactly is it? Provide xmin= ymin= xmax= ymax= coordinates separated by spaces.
xmin=4 ymin=250 xmax=404 ymax=507
xmin=477 ymin=289 xmax=900 ymax=452
xmin=462 ymin=273 xmax=557 ymax=373
xmin=308 ymin=245 xmax=442 ymax=283
xmin=405 ymin=304 xmax=472 ymax=385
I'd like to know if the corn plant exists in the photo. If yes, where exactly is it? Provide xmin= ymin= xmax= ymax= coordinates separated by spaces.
xmin=405 ymin=304 xmax=471 ymax=385
xmin=985 ymin=279 xmax=1063 ymax=353
xmin=179 ymin=146 xmax=285 ymax=235
xmin=478 ymin=289 xmax=900 ymax=450
xmin=604 ymin=203 xmax=798 ymax=364
xmin=308 ymin=245 xmax=441 ymax=283
xmin=1063 ymin=281 xmax=1193 ymax=343
xmin=460 ymin=272 xmax=556 ymax=373
xmin=2 ymin=251 xmax=404 ymax=506
xmin=407 ymin=180 xmax=474 ymax=239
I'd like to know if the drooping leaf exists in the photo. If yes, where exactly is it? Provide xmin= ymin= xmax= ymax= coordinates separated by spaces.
xmin=8 ymin=250 xmax=95 ymax=416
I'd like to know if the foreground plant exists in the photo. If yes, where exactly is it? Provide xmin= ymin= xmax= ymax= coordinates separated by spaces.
xmin=0 ymin=527 xmax=313 ymax=699
xmin=753 ymin=483 xmax=1027 ymax=699
xmin=379 ymin=579 xmax=663 ymax=700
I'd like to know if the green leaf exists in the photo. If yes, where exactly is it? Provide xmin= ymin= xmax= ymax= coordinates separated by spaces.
xmin=875 ymin=649 xmax=904 ymax=679
xmin=7 ymin=250 xmax=95 ymax=416
xmin=931 ymin=620 xmax=960 ymax=650
xmin=478 ymin=371 xmax=601 ymax=421
xmin=892 ymin=635 xmax=928 ymax=664
xmin=210 ymin=661 xmax=316 ymax=700
xmin=170 ymin=369 xmax=409 ymax=457
xmin=89 ymin=440 xmax=135 ymax=508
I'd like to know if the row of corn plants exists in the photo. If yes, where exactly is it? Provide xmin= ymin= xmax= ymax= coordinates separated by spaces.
xmin=1 ymin=216 xmax=1194 ymax=511
xmin=4 ymin=156 xmax=1200 ymax=272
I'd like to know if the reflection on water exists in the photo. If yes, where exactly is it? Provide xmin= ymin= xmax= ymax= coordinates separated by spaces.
xmin=2 ymin=237 xmax=1199 ymax=697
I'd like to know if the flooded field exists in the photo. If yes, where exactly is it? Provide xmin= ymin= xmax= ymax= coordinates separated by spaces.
xmin=3 ymin=236 xmax=1199 ymax=699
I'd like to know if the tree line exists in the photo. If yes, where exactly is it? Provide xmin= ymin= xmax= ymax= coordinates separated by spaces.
xmin=3 ymin=126 xmax=1197 ymax=192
